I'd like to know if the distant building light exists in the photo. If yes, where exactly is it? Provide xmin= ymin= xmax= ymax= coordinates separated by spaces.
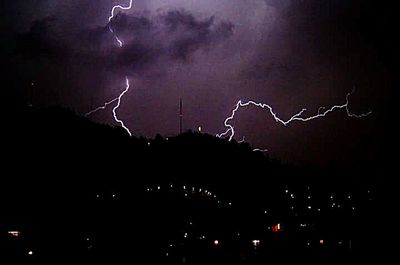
xmin=214 ymin=240 xmax=219 ymax=246
xmin=112 ymin=194 xmax=116 ymax=198
xmin=320 ymin=239 xmax=324 ymax=245
xmin=252 ymin=240 xmax=260 ymax=247
xmin=307 ymin=195 xmax=311 ymax=199
xmin=28 ymin=250 xmax=33 ymax=256
xmin=285 ymin=189 xmax=289 ymax=194
xmin=147 ymin=142 xmax=151 ymax=146
xmin=290 ymin=194 xmax=295 ymax=199
xmin=184 ymin=233 xmax=188 ymax=238
xmin=307 ymin=206 xmax=312 ymax=210
xmin=198 ymin=126 xmax=202 ymax=132
xmin=8 ymin=231 xmax=21 ymax=237
xmin=157 ymin=186 xmax=161 ymax=190
xmin=96 ymin=194 xmax=100 ymax=198
xmin=183 ymin=185 xmax=186 ymax=190
xmin=228 ymin=202 xmax=232 ymax=206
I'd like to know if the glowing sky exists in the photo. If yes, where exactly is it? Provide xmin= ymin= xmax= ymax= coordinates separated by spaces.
xmin=1 ymin=0 xmax=393 ymax=164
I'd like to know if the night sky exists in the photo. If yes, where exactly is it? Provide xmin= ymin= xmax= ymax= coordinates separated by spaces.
xmin=1 ymin=0 xmax=394 ymax=164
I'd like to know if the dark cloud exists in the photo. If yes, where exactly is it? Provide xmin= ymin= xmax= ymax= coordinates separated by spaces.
xmin=15 ymin=17 xmax=68 ymax=60
xmin=108 ymin=10 xmax=234 ymax=72
xmin=264 ymin=0 xmax=291 ymax=8
xmin=16 ymin=9 xmax=234 ymax=75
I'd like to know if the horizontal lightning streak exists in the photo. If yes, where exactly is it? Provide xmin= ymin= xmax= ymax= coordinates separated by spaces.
xmin=217 ymin=91 xmax=372 ymax=142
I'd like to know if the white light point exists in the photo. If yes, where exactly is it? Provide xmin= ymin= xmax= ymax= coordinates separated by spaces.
xmin=217 ymin=90 xmax=372 ymax=142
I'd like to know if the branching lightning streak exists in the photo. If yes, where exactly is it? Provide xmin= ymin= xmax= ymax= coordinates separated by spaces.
xmin=86 ymin=1 xmax=133 ymax=136
xmin=85 ymin=97 xmax=119 ymax=117
xmin=217 ymin=90 xmax=372 ymax=141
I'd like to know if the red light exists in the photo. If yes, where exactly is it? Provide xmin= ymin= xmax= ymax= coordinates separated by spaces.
xmin=272 ymin=223 xmax=281 ymax=232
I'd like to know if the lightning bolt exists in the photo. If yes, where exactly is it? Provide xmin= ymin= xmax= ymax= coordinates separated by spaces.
xmin=86 ymin=1 xmax=133 ymax=136
xmin=112 ymin=77 xmax=132 ymax=136
xmin=217 ymin=90 xmax=372 ymax=142
xmin=108 ymin=0 xmax=133 ymax=47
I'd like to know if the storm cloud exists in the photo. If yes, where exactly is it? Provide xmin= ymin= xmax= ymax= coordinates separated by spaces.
xmin=17 ymin=9 xmax=234 ymax=75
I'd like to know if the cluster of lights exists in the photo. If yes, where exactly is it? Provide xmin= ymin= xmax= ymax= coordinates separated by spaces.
xmin=145 ymin=183 xmax=232 ymax=207
xmin=283 ymin=186 xmax=367 ymax=215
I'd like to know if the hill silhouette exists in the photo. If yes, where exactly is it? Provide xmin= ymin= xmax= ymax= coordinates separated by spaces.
xmin=1 ymin=107 xmax=383 ymax=264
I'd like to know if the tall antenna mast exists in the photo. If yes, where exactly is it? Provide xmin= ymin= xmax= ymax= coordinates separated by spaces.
xmin=180 ymin=98 xmax=183 ymax=134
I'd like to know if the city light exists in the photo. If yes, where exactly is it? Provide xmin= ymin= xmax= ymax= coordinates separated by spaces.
xmin=252 ymin=240 xmax=260 ymax=247
xmin=8 ymin=231 xmax=21 ymax=237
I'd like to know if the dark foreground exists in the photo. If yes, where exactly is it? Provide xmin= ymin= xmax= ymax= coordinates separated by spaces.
xmin=0 ymin=107 xmax=388 ymax=264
